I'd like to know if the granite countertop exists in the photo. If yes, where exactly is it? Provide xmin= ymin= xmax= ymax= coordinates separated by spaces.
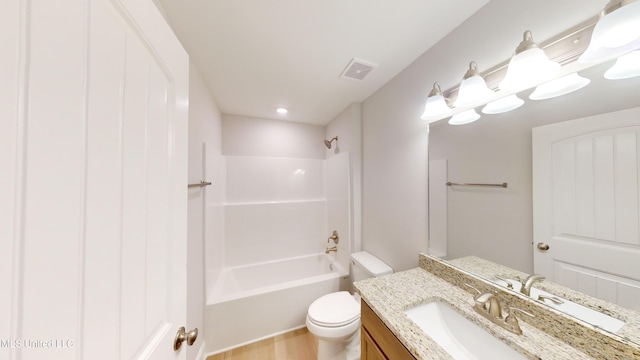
xmin=448 ymin=256 xmax=640 ymax=345
xmin=354 ymin=268 xmax=595 ymax=360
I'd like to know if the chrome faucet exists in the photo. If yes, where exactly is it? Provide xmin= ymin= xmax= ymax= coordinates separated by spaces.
xmin=325 ymin=246 xmax=337 ymax=254
xmin=519 ymin=274 xmax=545 ymax=296
xmin=466 ymin=284 xmax=534 ymax=335
xmin=325 ymin=230 xmax=339 ymax=254
xmin=475 ymin=292 xmax=502 ymax=318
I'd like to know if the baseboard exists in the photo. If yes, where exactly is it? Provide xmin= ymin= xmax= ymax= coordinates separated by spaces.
xmin=203 ymin=325 xmax=307 ymax=358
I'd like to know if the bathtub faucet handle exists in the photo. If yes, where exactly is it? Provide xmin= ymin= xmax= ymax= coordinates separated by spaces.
xmin=327 ymin=230 xmax=339 ymax=245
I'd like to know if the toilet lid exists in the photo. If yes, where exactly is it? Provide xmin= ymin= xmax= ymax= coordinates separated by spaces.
xmin=308 ymin=291 xmax=360 ymax=327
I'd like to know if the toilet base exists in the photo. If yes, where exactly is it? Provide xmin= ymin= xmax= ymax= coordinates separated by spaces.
xmin=317 ymin=330 xmax=360 ymax=360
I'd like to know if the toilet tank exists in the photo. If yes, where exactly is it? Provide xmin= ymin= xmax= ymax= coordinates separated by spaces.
xmin=350 ymin=251 xmax=393 ymax=282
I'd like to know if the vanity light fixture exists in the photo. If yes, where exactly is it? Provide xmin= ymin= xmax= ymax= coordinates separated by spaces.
xmin=604 ymin=50 xmax=640 ymax=79
xmin=448 ymin=109 xmax=481 ymax=125
xmin=499 ymin=31 xmax=561 ymax=92
xmin=481 ymin=94 xmax=525 ymax=115
xmin=579 ymin=0 xmax=640 ymax=63
xmin=453 ymin=62 xmax=495 ymax=108
xmin=529 ymin=72 xmax=591 ymax=100
xmin=421 ymin=82 xmax=453 ymax=121
xmin=423 ymin=4 xmax=639 ymax=125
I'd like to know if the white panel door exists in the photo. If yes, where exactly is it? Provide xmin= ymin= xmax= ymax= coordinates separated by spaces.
xmin=1 ymin=0 xmax=189 ymax=359
xmin=533 ymin=107 xmax=640 ymax=311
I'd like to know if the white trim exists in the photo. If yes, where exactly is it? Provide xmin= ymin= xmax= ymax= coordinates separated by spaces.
xmin=203 ymin=325 xmax=307 ymax=358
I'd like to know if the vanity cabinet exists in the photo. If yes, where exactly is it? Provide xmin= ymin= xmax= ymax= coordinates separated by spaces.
xmin=361 ymin=300 xmax=416 ymax=360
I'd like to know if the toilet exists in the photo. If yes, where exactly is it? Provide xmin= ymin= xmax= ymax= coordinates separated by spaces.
xmin=306 ymin=251 xmax=393 ymax=360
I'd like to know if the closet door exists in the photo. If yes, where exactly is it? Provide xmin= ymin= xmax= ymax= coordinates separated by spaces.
xmin=1 ymin=0 xmax=189 ymax=359
xmin=533 ymin=107 xmax=640 ymax=311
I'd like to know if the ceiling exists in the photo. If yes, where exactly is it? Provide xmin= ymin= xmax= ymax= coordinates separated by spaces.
xmin=155 ymin=0 xmax=490 ymax=125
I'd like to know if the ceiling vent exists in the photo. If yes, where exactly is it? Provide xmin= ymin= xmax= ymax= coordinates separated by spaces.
xmin=340 ymin=58 xmax=377 ymax=80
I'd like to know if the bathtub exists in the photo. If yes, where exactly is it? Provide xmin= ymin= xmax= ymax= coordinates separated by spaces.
xmin=204 ymin=253 xmax=349 ymax=354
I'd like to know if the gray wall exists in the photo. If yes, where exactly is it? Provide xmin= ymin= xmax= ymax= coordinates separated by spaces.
xmin=360 ymin=0 xmax=606 ymax=273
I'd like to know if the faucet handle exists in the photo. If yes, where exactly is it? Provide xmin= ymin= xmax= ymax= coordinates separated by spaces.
xmin=505 ymin=307 xmax=535 ymax=334
xmin=495 ymin=276 xmax=514 ymax=289
xmin=507 ymin=307 xmax=534 ymax=318
xmin=327 ymin=230 xmax=339 ymax=244
xmin=464 ymin=283 xmax=481 ymax=295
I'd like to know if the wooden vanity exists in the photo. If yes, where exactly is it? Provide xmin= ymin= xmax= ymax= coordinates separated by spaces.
xmin=361 ymin=299 xmax=415 ymax=360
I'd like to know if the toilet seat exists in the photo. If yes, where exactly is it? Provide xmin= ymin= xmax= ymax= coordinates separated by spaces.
xmin=307 ymin=291 xmax=360 ymax=328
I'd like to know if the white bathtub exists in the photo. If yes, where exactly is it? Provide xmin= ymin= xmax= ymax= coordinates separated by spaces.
xmin=204 ymin=253 xmax=349 ymax=354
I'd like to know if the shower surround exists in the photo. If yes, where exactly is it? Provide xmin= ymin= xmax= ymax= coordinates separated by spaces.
xmin=204 ymin=152 xmax=351 ymax=354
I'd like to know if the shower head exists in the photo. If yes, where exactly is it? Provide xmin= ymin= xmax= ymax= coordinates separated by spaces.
xmin=324 ymin=136 xmax=338 ymax=149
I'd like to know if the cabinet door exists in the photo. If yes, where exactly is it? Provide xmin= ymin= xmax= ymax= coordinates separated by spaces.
xmin=362 ymin=328 xmax=387 ymax=360
xmin=361 ymin=300 xmax=416 ymax=359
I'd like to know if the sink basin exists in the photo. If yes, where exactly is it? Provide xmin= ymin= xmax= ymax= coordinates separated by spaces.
xmin=497 ymin=278 xmax=625 ymax=333
xmin=404 ymin=301 xmax=527 ymax=360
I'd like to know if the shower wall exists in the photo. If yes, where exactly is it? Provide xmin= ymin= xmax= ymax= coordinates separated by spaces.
xmin=206 ymin=115 xmax=352 ymax=279
xmin=211 ymin=154 xmax=351 ymax=269
xmin=224 ymin=156 xmax=327 ymax=266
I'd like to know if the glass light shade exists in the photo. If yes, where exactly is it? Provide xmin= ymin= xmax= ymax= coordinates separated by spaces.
xmin=604 ymin=50 xmax=640 ymax=79
xmin=499 ymin=47 xmax=561 ymax=91
xmin=420 ymin=95 xmax=452 ymax=121
xmin=482 ymin=94 xmax=524 ymax=114
xmin=421 ymin=82 xmax=452 ymax=121
xmin=448 ymin=109 xmax=481 ymax=125
xmin=579 ymin=1 xmax=640 ymax=63
xmin=529 ymin=73 xmax=591 ymax=100
xmin=454 ymin=75 xmax=495 ymax=108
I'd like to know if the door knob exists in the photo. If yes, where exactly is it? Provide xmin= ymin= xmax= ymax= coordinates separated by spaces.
xmin=537 ymin=242 xmax=550 ymax=251
xmin=174 ymin=326 xmax=198 ymax=351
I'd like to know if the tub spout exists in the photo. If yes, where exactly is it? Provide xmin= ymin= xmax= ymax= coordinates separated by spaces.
xmin=325 ymin=246 xmax=337 ymax=254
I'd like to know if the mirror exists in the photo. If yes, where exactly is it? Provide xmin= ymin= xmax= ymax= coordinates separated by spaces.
xmin=427 ymin=59 xmax=640 ymax=345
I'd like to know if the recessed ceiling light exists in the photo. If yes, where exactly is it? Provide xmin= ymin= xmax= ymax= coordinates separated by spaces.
xmin=276 ymin=107 xmax=288 ymax=114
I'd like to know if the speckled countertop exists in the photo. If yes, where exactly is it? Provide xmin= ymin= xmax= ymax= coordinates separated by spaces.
xmin=354 ymin=267 xmax=595 ymax=360
xmin=448 ymin=256 xmax=640 ymax=346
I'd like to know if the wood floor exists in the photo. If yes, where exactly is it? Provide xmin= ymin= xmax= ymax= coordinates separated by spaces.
xmin=206 ymin=328 xmax=318 ymax=360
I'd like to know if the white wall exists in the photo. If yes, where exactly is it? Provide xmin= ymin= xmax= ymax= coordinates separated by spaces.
xmin=325 ymin=103 xmax=363 ymax=252
xmin=222 ymin=114 xmax=325 ymax=159
xmin=223 ymin=156 xmax=327 ymax=266
xmin=188 ymin=63 xmax=222 ymax=359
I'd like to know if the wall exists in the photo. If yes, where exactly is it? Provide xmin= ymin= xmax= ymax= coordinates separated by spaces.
xmin=325 ymin=103 xmax=363 ymax=252
xmin=360 ymin=0 xmax=606 ymax=273
xmin=187 ymin=63 xmax=223 ymax=359
xmin=223 ymin=156 xmax=326 ymax=266
xmin=217 ymin=113 xmax=355 ymax=269
xmin=361 ymin=71 xmax=430 ymax=272
xmin=222 ymin=114 xmax=325 ymax=159
xmin=429 ymin=112 xmax=535 ymax=271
